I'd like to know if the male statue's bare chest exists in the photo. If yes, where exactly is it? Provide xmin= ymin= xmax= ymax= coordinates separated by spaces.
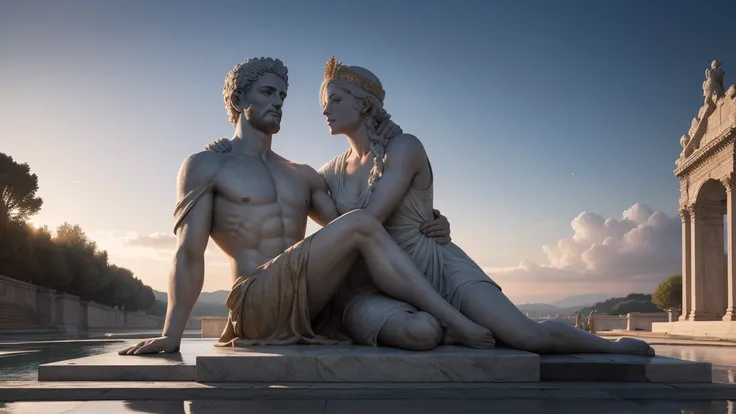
xmin=215 ymin=156 xmax=309 ymax=209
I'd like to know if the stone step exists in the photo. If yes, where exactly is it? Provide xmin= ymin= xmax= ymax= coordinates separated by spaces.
xmin=37 ymin=340 xmax=712 ymax=384
xmin=195 ymin=345 xmax=539 ymax=383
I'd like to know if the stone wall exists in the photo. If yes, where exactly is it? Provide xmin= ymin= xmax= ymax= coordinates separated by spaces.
xmin=0 ymin=274 xmax=164 ymax=332
xmin=0 ymin=275 xmax=38 ymax=311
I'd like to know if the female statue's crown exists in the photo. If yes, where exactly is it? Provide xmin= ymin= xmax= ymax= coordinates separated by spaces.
xmin=324 ymin=56 xmax=386 ymax=102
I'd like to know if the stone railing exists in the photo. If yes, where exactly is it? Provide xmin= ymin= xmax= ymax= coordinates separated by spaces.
xmin=626 ymin=312 xmax=669 ymax=331
xmin=201 ymin=316 xmax=228 ymax=338
xmin=592 ymin=315 xmax=628 ymax=331
xmin=0 ymin=274 xmax=164 ymax=332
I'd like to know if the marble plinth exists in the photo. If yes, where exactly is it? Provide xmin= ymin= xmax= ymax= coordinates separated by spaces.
xmin=38 ymin=340 xmax=711 ymax=384
xmin=540 ymin=354 xmax=712 ymax=383
xmin=196 ymin=345 xmax=540 ymax=383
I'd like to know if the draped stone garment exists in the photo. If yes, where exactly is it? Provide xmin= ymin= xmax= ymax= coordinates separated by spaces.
xmin=319 ymin=149 xmax=502 ymax=346
xmin=216 ymin=234 xmax=350 ymax=347
xmin=172 ymin=179 xmax=348 ymax=347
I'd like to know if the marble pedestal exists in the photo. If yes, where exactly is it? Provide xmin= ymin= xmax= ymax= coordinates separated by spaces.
xmin=38 ymin=340 xmax=712 ymax=384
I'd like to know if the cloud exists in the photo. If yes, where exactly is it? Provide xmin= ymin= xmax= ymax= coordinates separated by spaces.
xmin=87 ymin=230 xmax=232 ymax=292
xmin=125 ymin=232 xmax=176 ymax=250
xmin=90 ymin=230 xmax=228 ymax=264
xmin=487 ymin=203 xmax=682 ymax=303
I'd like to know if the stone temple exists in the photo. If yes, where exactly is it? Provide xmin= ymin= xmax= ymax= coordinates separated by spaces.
xmin=653 ymin=59 xmax=736 ymax=338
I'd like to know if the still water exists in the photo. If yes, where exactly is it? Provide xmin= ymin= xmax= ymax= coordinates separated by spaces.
xmin=0 ymin=339 xmax=138 ymax=381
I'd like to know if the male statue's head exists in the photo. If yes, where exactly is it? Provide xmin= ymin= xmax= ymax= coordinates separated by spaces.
xmin=223 ymin=57 xmax=289 ymax=135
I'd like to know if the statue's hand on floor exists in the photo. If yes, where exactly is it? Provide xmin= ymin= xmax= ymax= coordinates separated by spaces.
xmin=118 ymin=336 xmax=181 ymax=356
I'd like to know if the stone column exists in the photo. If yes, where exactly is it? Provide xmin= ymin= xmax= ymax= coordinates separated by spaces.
xmin=679 ymin=207 xmax=692 ymax=321
xmin=689 ymin=203 xmax=709 ymax=320
xmin=723 ymin=174 xmax=736 ymax=321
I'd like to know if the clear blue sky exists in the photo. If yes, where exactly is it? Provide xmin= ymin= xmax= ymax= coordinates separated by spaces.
xmin=1 ymin=0 xmax=733 ymax=302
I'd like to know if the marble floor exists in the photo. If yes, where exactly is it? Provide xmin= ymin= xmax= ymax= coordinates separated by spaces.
xmin=0 ymin=399 xmax=734 ymax=414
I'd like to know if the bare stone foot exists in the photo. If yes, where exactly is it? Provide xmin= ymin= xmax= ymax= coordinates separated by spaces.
xmin=614 ymin=337 xmax=655 ymax=356
xmin=446 ymin=320 xmax=496 ymax=349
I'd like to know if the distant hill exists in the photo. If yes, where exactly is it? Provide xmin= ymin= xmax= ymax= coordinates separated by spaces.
xmin=579 ymin=293 xmax=659 ymax=316
xmin=549 ymin=293 xmax=623 ymax=309
xmin=516 ymin=303 xmax=586 ymax=318
xmin=515 ymin=292 xmax=623 ymax=318
xmin=151 ymin=289 xmax=229 ymax=317
xmin=197 ymin=290 xmax=229 ymax=305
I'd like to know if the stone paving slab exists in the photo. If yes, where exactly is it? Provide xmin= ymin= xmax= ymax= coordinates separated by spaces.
xmin=196 ymin=345 xmax=540 ymax=383
xmin=540 ymin=353 xmax=712 ymax=383
xmin=1 ymin=381 xmax=736 ymax=402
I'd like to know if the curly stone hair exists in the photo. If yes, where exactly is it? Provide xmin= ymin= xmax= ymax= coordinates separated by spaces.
xmin=223 ymin=57 xmax=289 ymax=125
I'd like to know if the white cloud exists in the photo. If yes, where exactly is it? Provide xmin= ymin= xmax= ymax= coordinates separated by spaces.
xmin=91 ymin=230 xmax=228 ymax=263
xmin=125 ymin=232 xmax=176 ymax=250
xmin=486 ymin=203 xmax=682 ymax=303
xmin=87 ymin=230 xmax=232 ymax=292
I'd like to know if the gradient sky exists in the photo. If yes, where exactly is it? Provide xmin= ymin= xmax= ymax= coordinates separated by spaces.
xmin=2 ymin=0 xmax=734 ymax=303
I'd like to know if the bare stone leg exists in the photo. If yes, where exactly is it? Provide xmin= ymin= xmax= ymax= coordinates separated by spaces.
xmin=377 ymin=311 xmax=443 ymax=351
xmin=306 ymin=210 xmax=495 ymax=349
xmin=460 ymin=283 xmax=655 ymax=356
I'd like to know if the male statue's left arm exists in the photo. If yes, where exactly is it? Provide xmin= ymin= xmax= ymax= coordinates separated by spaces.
xmin=303 ymin=165 xmax=339 ymax=226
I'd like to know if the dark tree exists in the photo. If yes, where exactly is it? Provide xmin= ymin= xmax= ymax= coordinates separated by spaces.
xmin=0 ymin=153 xmax=43 ymax=223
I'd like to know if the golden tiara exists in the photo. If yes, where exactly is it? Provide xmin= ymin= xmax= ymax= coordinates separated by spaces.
xmin=324 ymin=56 xmax=385 ymax=102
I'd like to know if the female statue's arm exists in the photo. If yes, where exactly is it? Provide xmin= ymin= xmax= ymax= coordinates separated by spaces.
xmin=363 ymin=133 xmax=426 ymax=224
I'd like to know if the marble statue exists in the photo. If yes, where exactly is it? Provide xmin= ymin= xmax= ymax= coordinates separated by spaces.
xmin=119 ymin=57 xmax=495 ymax=356
xmin=679 ymin=60 xmax=729 ymax=163
xmin=703 ymin=59 xmax=725 ymax=105
xmin=203 ymin=56 xmax=655 ymax=357
xmin=574 ymin=312 xmax=583 ymax=329
xmin=587 ymin=310 xmax=597 ymax=334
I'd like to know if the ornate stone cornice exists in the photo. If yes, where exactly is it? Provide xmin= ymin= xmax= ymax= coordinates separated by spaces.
xmin=674 ymin=126 xmax=736 ymax=177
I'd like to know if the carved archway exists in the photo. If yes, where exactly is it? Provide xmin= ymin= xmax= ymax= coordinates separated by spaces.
xmin=676 ymin=59 xmax=736 ymax=322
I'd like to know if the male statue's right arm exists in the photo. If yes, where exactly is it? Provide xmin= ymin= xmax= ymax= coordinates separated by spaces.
xmin=119 ymin=152 xmax=218 ymax=355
